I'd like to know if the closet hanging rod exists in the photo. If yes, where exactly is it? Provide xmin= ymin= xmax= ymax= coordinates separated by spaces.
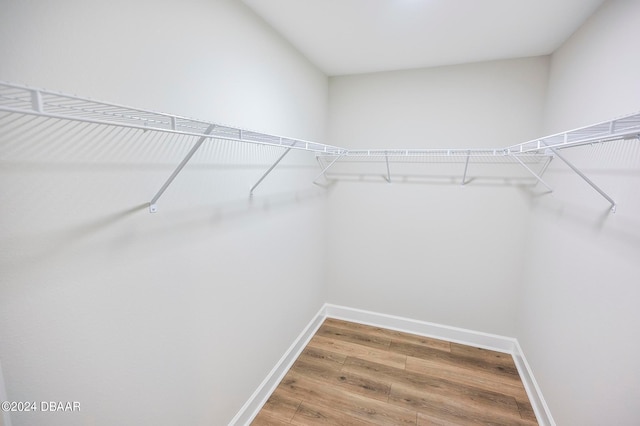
xmin=0 ymin=81 xmax=344 ymax=155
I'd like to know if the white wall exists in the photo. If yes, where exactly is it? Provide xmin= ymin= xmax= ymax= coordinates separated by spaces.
xmin=517 ymin=0 xmax=640 ymax=424
xmin=3 ymin=1 xmax=637 ymax=425
xmin=0 ymin=1 xmax=328 ymax=425
xmin=0 ymin=360 xmax=8 ymax=426
xmin=325 ymin=57 xmax=549 ymax=336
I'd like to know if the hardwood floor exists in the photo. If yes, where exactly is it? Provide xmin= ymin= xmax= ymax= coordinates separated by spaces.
xmin=251 ymin=318 xmax=538 ymax=425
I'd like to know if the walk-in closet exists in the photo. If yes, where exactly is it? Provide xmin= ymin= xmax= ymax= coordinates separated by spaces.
xmin=1 ymin=1 xmax=638 ymax=425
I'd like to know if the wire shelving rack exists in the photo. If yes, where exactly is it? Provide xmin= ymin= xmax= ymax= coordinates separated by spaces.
xmin=1 ymin=81 xmax=638 ymax=212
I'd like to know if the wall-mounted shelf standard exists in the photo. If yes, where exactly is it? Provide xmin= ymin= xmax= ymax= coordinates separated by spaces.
xmin=1 ymin=81 xmax=638 ymax=212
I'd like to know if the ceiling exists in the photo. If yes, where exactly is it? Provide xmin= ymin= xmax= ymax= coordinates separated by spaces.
xmin=241 ymin=0 xmax=606 ymax=76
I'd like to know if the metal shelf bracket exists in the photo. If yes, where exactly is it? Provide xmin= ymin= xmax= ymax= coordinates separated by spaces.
xmin=385 ymin=152 xmax=391 ymax=183
xmin=511 ymin=155 xmax=553 ymax=192
xmin=543 ymin=143 xmax=617 ymax=212
xmin=148 ymin=124 xmax=216 ymax=213
xmin=313 ymin=152 xmax=346 ymax=184
xmin=462 ymin=150 xmax=471 ymax=185
xmin=250 ymin=147 xmax=292 ymax=195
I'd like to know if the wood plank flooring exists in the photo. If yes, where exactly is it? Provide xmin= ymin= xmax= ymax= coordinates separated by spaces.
xmin=251 ymin=318 xmax=538 ymax=425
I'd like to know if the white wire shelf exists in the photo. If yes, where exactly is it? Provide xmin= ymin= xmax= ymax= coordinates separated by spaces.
xmin=508 ymin=112 xmax=640 ymax=153
xmin=0 ymin=81 xmax=345 ymax=155
xmin=313 ymin=112 xmax=639 ymax=212
xmin=316 ymin=151 xmax=553 ymax=188
xmin=315 ymin=111 xmax=640 ymax=163
xmin=1 ymin=80 xmax=638 ymax=212
xmin=320 ymin=149 xmax=549 ymax=162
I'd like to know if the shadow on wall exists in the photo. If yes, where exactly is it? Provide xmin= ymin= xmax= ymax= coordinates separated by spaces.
xmin=0 ymin=112 xmax=328 ymax=271
xmin=2 ymin=187 xmax=327 ymax=271
xmin=528 ymin=196 xmax=640 ymax=251
xmin=524 ymin=139 xmax=640 ymax=254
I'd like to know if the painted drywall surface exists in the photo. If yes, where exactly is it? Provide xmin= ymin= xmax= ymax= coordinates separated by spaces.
xmin=0 ymin=360 xmax=8 ymax=426
xmin=325 ymin=58 xmax=549 ymax=336
xmin=0 ymin=1 xmax=328 ymax=425
xmin=0 ymin=0 xmax=326 ymax=140
xmin=517 ymin=0 xmax=640 ymax=424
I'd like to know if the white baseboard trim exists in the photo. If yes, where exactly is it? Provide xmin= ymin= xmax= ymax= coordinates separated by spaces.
xmin=228 ymin=304 xmax=328 ymax=426
xmin=230 ymin=303 xmax=555 ymax=426
xmin=512 ymin=340 xmax=556 ymax=426
xmin=325 ymin=304 xmax=516 ymax=353
xmin=324 ymin=304 xmax=555 ymax=426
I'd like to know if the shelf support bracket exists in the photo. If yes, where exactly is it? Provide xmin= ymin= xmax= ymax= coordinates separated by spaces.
xmin=148 ymin=124 xmax=216 ymax=213
xmin=313 ymin=152 xmax=346 ymax=184
xmin=249 ymin=147 xmax=292 ymax=195
xmin=30 ymin=89 xmax=43 ymax=113
xmin=538 ymin=156 xmax=553 ymax=178
xmin=543 ymin=143 xmax=617 ymax=213
xmin=385 ymin=152 xmax=391 ymax=183
xmin=462 ymin=150 xmax=471 ymax=185
xmin=511 ymin=155 xmax=553 ymax=192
